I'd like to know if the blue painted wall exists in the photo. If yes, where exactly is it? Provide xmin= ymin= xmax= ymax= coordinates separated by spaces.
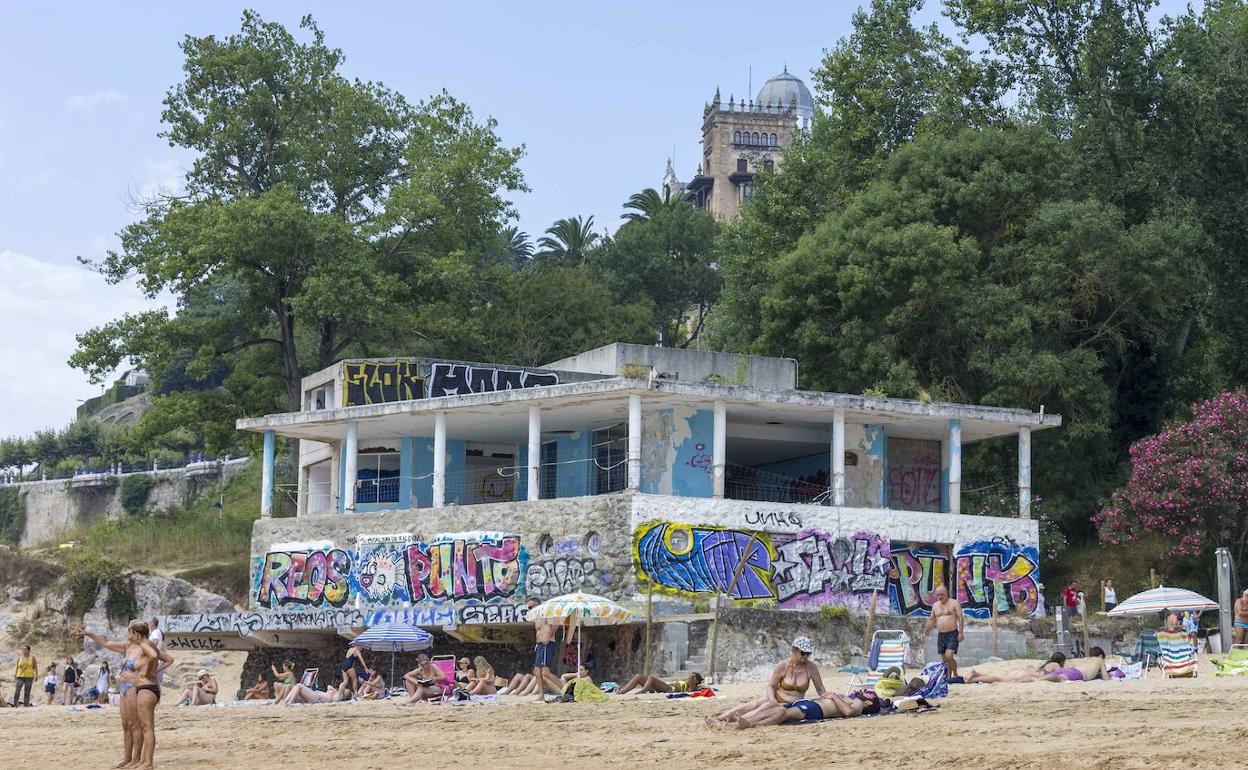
xmin=863 ymin=424 xmax=887 ymax=507
xmin=671 ymin=408 xmax=714 ymax=497
xmin=556 ymin=431 xmax=592 ymax=497
xmin=411 ymin=436 xmax=466 ymax=507
xmin=754 ymin=451 xmax=829 ymax=481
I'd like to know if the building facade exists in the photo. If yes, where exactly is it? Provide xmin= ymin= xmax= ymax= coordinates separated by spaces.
xmin=161 ymin=343 xmax=1057 ymax=653
xmin=670 ymin=68 xmax=814 ymax=222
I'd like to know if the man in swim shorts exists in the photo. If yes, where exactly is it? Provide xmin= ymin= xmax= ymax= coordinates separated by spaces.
xmin=922 ymin=585 xmax=964 ymax=678
xmin=1235 ymin=589 xmax=1248 ymax=645
xmin=529 ymin=597 xmax=562 ymax=701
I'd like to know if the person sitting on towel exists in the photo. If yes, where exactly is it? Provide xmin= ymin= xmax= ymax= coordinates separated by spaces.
xmin=615 ymin=670 xmax=703 ymax=695
xmin=735 ymin=690 xmax=887 ymax=728
xmin=706 ymin=636 xmax=826 ymax=726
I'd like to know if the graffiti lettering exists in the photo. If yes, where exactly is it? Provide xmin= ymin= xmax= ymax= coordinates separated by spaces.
xmin=526 ymin=557 xmax=598 ymax=598
xmin=887 ymin=543 xmax=949 ymax=616
xmin=405 ymin=534 xmax=524 ymax=602
xmin=953 ymin=540 xmax=1040 ymax=619
xmin=428 ymin=363 xmax=559 ymax=398
xmin=457 ymin=601 xmax=530 ymax=624
xmin=342 ymin=360 xmax=424 ymax=406
xmin=256 ymin=549 xmax=351 ymax=608
xmin=887 ymin=439 xmax=941 ymax=511
xmin=634 ymin=522 xmax=774 ymax=599
xmin=743 ymin=510 xmax=804 ymax=529
xmin=773 ymin=530 xmax=891 ymax=609
xmin=166 ymin=637 xmax=225 ymax=651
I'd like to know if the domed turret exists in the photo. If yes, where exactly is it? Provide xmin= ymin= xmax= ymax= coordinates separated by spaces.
xmin=756 ymin=66 xmax=813 ymax=129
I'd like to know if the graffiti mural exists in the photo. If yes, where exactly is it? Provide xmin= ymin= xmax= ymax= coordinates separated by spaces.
xmin=887 ymin=438 xmax=942 ymax=511
xmin=343 ymin=360 xmax=425 ymax=406
xmin=773 ymin=530 xmax=891 ymax=610
xmin=349 ymin=535 xmax=412 ymax=605
xmin=406 ymin=533 xmax=525 ymax=602
xmin=888 ymin=543 xmax=950 ymax=616
xmin=253 ymin=532 xmax=526 ymax=609
xmin=427 ymin=363 xmax=559 ymax=398
xmin=526 ymin=557 xmax=599 ymax=597
xmin=887 ymin=540 xmax=1040 ymax=618
xmin=634 ymin=522 xmax=774 ymax=599
xmin=255 ymin=548 xmax=352 ymax=609
xmin=953 ymin=539 xmax=1040 ymax=619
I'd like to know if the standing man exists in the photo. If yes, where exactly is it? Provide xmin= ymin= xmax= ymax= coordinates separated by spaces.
xmin=1234 ymin=589 xmax=1248 ymax=645
xmin=528 ymin=597 xmax=562 ymax=702
xmin=148 ymin=617 xmax=168 ymax=686
xmin=1063 ymin=581 xmax=1080 ymax=616
xmin=922 ymin=585 xmax=964 ymax=678
xmin=12 ymin=644 xmax=36 ymax=707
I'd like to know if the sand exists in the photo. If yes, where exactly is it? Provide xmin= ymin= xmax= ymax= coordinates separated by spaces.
xmin=3 ymin=656 xmax=1246 ymax=770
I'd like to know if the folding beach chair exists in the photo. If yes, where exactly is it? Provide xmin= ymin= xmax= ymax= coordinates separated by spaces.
xmin=1155 ymin=630 xmax=1198 ymax=678
xmin=1131 ymin=629 xmax=1161 ymax=672
xmin=1211 ymin=644 xmax=1248 ymax=677
xmin=299 ymin=668 xmax=319 ymax=688
xmin=431 ymin=655 xmax=457 ymax=697
xmin=848 ymin=630 xmax=909 ymax=693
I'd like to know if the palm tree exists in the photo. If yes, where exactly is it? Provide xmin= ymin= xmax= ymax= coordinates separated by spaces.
xmin=500 ymin=226 xmax=533 ymax=268
xmin=621 ymin=187 xmax=686 ymax=222
xmin=536 ymin=215 xmax=598 ymax=266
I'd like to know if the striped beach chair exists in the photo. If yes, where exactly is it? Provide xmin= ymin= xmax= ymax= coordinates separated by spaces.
xmin=1155 ymin=630 xmax=1198 ymax=678
xmin=848 ymin=630 xmax=909 ymax=693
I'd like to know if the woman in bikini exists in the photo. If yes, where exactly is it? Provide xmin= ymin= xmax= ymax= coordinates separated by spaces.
xmin=615 ymin=670 xmax=704 ymax=695
xmin=706 ymin=636 xmax=826 ymax=726
xmin=278 ymin=682 xmax=348 ymax=705
xmin=76 ymin=621 xmax=172 ymax=770
xmin=270 ymin=659 xmax=296 ymax=701
xmin=339 ymin=643 xmax=369 ymax=693
xmin=963 ymin=652 xmax=1067 ymax=684
xmin=356 ymin=668 xmax=387 ymax=699
xmin=404 ymin=655 xmax=447 ymax=702
xmin=736 ymin=689 xmax=887 ymax=728
xmin=243 ymin=673 xmax=271 ymax=700
xmin=468 ymin=656 xmax=498 ymax=696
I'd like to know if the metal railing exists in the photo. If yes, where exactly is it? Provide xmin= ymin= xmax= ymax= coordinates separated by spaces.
xmin=1 ymin=454 xmax=241 ymax=486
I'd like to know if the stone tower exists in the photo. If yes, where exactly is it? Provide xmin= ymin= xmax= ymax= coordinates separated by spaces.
xmin=682 ymin=67 xmax=814 ymax=222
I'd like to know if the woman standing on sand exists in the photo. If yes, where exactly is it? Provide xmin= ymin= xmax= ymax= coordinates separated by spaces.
xmin=705 ymin=636 xmax=827 ymax=726
xmin=76 ymin=622 xmax=172 ymax=770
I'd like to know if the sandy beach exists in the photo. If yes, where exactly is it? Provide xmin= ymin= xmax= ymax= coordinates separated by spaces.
xmin=3 ymin=657 xmax=1245 ymax=770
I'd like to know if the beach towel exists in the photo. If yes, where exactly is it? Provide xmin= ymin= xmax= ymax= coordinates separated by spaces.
xmin=560 ymin=677 xmax=609 ymax=703
xmin=915 ymin=662 xmax=949 ymax=699
xmin=1211 ymin=648 xmax=1248 ymax=677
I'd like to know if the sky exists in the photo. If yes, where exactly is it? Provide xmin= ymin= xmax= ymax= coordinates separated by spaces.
xmin=0 ymin=0 xmax=1197 ymax=437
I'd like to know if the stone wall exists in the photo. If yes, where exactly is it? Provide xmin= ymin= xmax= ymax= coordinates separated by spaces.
xmin=15 ymin=459 xmax=250 ymax=546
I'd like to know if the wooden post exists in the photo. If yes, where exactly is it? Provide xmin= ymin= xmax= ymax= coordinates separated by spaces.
xmin=643 ymin=581 xmax=654 ymax=676
xmin=708 ymin=532 xmax=761 ymax=685
xmin=1150 ymin=568 xmax=1156 ymax=589
xmin=991 ymin=595 xmax=999 ymax=658
xmin=863 ymin=590 xmax=879 ymax=654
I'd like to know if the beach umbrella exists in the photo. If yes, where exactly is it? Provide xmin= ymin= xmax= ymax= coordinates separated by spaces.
xmin=1106 ymin=586 xmax=1219 ymax=616
xmin=527 ymin=592 xmax=633 ymax=677
xmin=349 ymin=623 xmax=434 ymax=685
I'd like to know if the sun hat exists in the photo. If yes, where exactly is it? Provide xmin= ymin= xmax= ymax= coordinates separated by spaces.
xmin=197 ymin=669 xmax=209 ymax=678
xmin=791 ymin=636 xmax=815 ymax=654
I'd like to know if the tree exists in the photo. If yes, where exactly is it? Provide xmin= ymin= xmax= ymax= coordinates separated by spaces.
xmin=495 ymin=226 xmax=533 ymax=268
xmin=1095 ymin=391 xmax=1248 ymax=568
xmin=535 ymin=216 xmax=598 ymax=266
xmin=481 ymin=265 xmax=655 ymax=366
xmin=0 ymin=438 xmax=31 ymax=475
xmin=60 ymin=419 xmax=103 ymax=463
xmin=28 ymin=429 xmax=62 ymax=472
xmin=621 ymin=187 xmax=684 ymax=223
xmin=590 ymin=197 xmax=720 ymax=347
xmin=71 ymin=11 xmax=526 ymax=428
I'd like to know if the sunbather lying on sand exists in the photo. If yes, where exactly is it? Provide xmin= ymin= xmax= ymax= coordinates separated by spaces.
xmin=616 ymin=671 xmax=703 ymax=695
xmin=1046 ymin=648 xmax=1110 ymax=682
xmin=278 ymin=683 xmax=349 ymax=705
xmin=706 ymin=636 xmax=825 ymax=726
xmin=964 ymin=653 xmax=1066 ymax=684
xmin=734 ymin=690 xmax=887 ymax=729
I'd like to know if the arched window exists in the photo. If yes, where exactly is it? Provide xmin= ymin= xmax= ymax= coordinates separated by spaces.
xmin=770 ymin=133 xmax=778 ymax=146
xmin=752 ymin=132 xmax=760 ymax=145
xmin=733 ymin=130 xmax=741 ymax=144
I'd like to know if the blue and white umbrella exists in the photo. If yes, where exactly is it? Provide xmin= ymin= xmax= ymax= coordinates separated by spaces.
xmin=349 ymin=623 xmax=434 ymax=686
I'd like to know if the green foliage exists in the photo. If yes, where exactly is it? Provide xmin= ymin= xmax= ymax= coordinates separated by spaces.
xmin=119 ymin=474 xmax=155 ymax=517
xmin=72 ymin=463 xmax=260 ymax=569
xmin=0 ymin=488 xmax=26 ymax=545
xmin=819 ymin=605 xmax=850 ymax=622
xmin=535 ymin=216 xmax=598 ymax=266
xmin=63 ymin=550 xmax=133 ymax=621
xmin=173 ymin=560 xmax=252 ymax=606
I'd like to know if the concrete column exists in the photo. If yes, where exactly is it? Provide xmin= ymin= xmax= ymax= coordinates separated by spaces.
xmin=1018 ymin=426 xmax=1032 ymax=519
xmin=527 ymin=406 xmax=541 ymax=501
xmin=627 ymin=394 xmax=642 ymax=490
xmin=433 ymin=412 xmax=447 ymax=507
xmin=712 ymin=400 xmax=727 ymax=499
xmin=260 ymin=430 xmax=275 ymax=519
xmin=344 ymin=421 xmax=358 ymax=513
xmin=947 ymin=419 xmax=962 ymax=514
xmin=831 ymin=409 xmax=846 ymax=506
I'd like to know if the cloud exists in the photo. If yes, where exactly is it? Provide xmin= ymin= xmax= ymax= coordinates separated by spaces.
xmin=0 ymin=250 xmax=167 ymax=437
xmin=134 ymin=157 xmax=186 ymax=202
xmin=62 ymin=89 xmax=127 ymax=115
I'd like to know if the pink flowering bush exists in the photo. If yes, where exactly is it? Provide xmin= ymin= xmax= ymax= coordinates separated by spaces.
xmin=1095 ymin=391 xmax=1248 ymax=565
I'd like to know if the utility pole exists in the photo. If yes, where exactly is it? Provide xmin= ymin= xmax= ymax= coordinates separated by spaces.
xmin=1216 ymin=547 xmax=1233 ymax=651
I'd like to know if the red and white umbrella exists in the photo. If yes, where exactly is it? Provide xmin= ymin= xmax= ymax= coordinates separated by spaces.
xmin=1106 ymin=586 xmax=1219 ymax=616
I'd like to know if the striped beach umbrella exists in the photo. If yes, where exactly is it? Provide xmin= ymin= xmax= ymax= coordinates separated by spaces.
xmin=527 ymin=593 xmax=633 ymax=676
xmin=349 ymin=623 xmax=434 ymax=686
xmin=1106 ymin=586 xmax=1219 ymax=616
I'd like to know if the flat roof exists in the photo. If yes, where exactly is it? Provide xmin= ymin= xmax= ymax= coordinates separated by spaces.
xmin=236 ymin=378 xmax=1060 ymax=445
